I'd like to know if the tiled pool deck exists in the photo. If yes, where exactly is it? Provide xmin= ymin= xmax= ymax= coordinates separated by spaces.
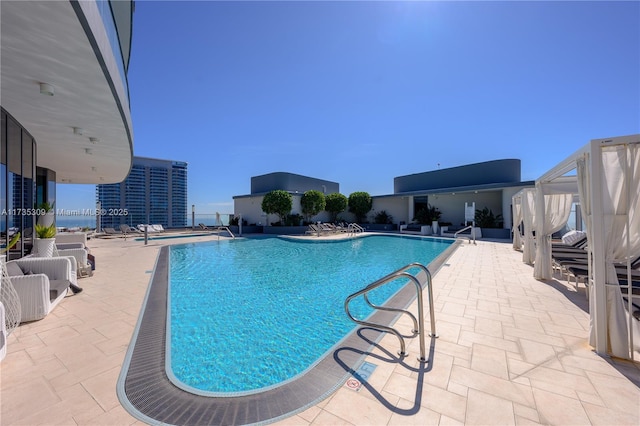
xmin=1 ymin=233 xmax=639 ymax=425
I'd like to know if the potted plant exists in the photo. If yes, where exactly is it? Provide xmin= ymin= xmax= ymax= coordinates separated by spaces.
xmin=34 ymin=223 xmax=56 ymax=257
xmin=411 ymin=204 xmax=441 ymax=235
xmin=37 ymin=202 xmax=55 ymax=227
xmin=475 ymin=207 xmax=508 ymax=239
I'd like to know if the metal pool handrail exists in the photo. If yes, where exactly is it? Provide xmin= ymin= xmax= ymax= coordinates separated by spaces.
xmin=215 ymin=226 xmax=235 ymax=240
xmin=344 ymin=262 xmax=437 ymax=363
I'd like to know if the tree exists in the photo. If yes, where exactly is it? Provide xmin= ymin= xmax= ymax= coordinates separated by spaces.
xmin=300 ymin=190 xmax=326 ymax=222
xmin=325 ymin=192 xmax=348 ymax=222
xmin=348 ymin=191 xmax=372 ymax=223
xmin=261 ymin=190 xmax=293 ymax=224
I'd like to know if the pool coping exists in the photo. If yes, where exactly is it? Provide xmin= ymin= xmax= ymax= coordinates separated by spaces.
xmin=116 ymin=234 xmax=460 ymax=425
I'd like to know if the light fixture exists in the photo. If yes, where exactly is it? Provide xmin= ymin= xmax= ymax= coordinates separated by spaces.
xmin=85 ymin=148 xmax=93 ymax=155
xmin=73 ymin=127 xmax=83 ymax=135
xmin=39 ymin=82 xmax=54 ymax=96
xmin=89 ymin=137 xmax=99 ymax=143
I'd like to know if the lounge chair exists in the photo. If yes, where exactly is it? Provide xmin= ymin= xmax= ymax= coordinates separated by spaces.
xmin=0 ymin=301 xmax=6 ymax=361
xmin=151 ymin=224 xmax=165 ymax=232
xmin=552 ymin=235 xmax=588 ymax=250
xmin=56 ymin=245 xmax=91 ymax=278
xmin=306 ymin=224 xmax=321 ymax=236
xmin=120 ymin=224 xmax=142 ymax=235
xmin=5 ymin=257 xmax=74 ymax=322
xmin=319 ymin=223 xmax=337 ymax=234
xmin=94 ymin=227 xmax=120 ymax=239
xmin=137 ymin=224 xmax=153 ymax=233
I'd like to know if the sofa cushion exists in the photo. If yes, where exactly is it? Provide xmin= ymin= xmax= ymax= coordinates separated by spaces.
xmin=49 ymin=280 xmax=70 ymax=301
xmin=5 ymin=262 xmax=24 ymax=277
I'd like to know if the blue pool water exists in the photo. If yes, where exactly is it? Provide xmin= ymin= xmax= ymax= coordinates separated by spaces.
xmin=168 ymin=235 xmax=453 ymax=395
xmin=134 ymin=233 xmax=211 ymax=241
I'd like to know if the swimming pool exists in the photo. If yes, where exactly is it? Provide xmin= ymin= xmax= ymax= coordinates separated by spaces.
xmin=118 ymin=233 xmax=459 ymax=425
xmin=168 ymin=234 xmax=454 ymax=395
xmin=133 ymin=232 xmax=212 ymax=241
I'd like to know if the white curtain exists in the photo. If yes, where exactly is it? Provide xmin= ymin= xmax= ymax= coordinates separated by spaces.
xmin=522 ymin=190 xmax=536 ymax=265
xmin=600 ymin=143 xmax=640 ymax=358
xmin=512 ymin=196 xmax=523 ymax=251
xmin=578 ymin=156 xmax=598 ymax=349
xmin=533 ymin=191 xmax=573 ymax=280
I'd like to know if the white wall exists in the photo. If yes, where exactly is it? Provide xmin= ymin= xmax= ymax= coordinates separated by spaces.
xmin=371 ymin=196 xmax=408 ymax=224
xmin=234 ymin=197 xmax=266 ymax=225
xmin=234 ymin=194 xmax=331 ymax=225
xmin=371 ymin=190 xmax=518 ymax=227
xmin=235 ymin=187 xmax=531 ymax=227
xmin=428 ymin=192 xmax=503 ymax=227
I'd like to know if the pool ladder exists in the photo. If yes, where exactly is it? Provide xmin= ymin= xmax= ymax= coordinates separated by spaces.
xmin=347 ymin=223 xmax=365 ymax=234
xmin=215 ymin=226 xmax=235 ymax=240
xmin=344 ymin=262 xmax=437 ymax=363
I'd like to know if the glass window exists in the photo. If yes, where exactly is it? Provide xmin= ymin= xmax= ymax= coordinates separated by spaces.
xmin=1 ymin=111 xmax=6 ymax=244
xmin=7 ymin=116 xmax=21 ymax=175
xmin=21 ymin=130 xmax=33 ymax=179
xmin=413 ymin=196 xmax=429 ymax=215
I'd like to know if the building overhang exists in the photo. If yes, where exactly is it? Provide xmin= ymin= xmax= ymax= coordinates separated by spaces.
xmin=373 ymin=181 xmax=536 ymax=199
xmin=1 ymin=0 xmax=133 ymax=184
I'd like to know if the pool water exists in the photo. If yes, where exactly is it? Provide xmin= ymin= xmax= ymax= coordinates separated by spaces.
xmin=133 ymin=232 xmax=212 ymax=241
xmin=168 ymin=235 xmax=453 ymax=395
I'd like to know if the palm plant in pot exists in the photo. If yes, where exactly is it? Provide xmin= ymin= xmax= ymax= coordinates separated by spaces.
xmin=34 ymin=223 xmax=56 ymax=257
xmin=37 ymin=201 xmax=55 ymax=227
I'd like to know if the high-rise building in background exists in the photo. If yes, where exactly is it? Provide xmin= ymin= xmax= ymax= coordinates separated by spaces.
xmin=96 ymin=156 xmax=187 ymax=229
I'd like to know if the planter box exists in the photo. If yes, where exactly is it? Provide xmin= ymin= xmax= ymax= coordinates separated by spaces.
xmin=481 ymin=228 xmax=511 ymax=239
xmin=362 ymin=224 xmax=398 ymax=231
xmin=263 ymin=226 xmax=307 ymax=235
xmin=400 ymin=224 xmax=432 ymax=235
xmin=233 ymin=225 xmax=263 ymax=234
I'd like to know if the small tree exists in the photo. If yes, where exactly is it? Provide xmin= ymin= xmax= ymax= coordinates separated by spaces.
xmin=261 ymin=190 xmax=293 ymax=225
xmin=348 ymin=191 xmax=372 ymax=223
xmin=300 ymin=190 xmax=326 ymax=223
xmin=325 ymin=192 xmax=348 ymax=222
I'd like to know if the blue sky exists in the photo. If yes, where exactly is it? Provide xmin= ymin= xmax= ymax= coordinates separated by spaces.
xmin=57 ymin=1 xmax=640 ymax=214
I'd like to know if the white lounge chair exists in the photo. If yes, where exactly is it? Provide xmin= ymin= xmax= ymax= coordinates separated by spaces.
xmin=138 ymin=224 xmax=157 ymax=233
xmin=0 ymin=301 xmax=6 ymax=361
xmin=5 ymin=257 xmax=74 ymax=322
xmin=56 ymin=245 xmax=91 ymax=278
xmin=120 ymin=224 xmax=142 ymax=235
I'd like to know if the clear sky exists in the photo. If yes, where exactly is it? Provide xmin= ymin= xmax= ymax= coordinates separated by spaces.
xmin=57 ymin=0 xmax=640 ymax=214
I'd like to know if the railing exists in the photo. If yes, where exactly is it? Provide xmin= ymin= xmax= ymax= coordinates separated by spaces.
xmin=454 ymin=225 xmax=476 ymax=244
xmin=344 ymin=263 xmax=436 ymax=363
xmin=348 ymin=223 xmax=365 ymax=234
xmin=215 ymin=226 xmax=235 ymax=240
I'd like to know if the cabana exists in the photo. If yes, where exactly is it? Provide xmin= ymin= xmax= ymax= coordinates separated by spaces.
xmin=511 ymin=185 xmax=574 ymax=267
xmin=517 ymin=134 xmax=640 ymax=360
